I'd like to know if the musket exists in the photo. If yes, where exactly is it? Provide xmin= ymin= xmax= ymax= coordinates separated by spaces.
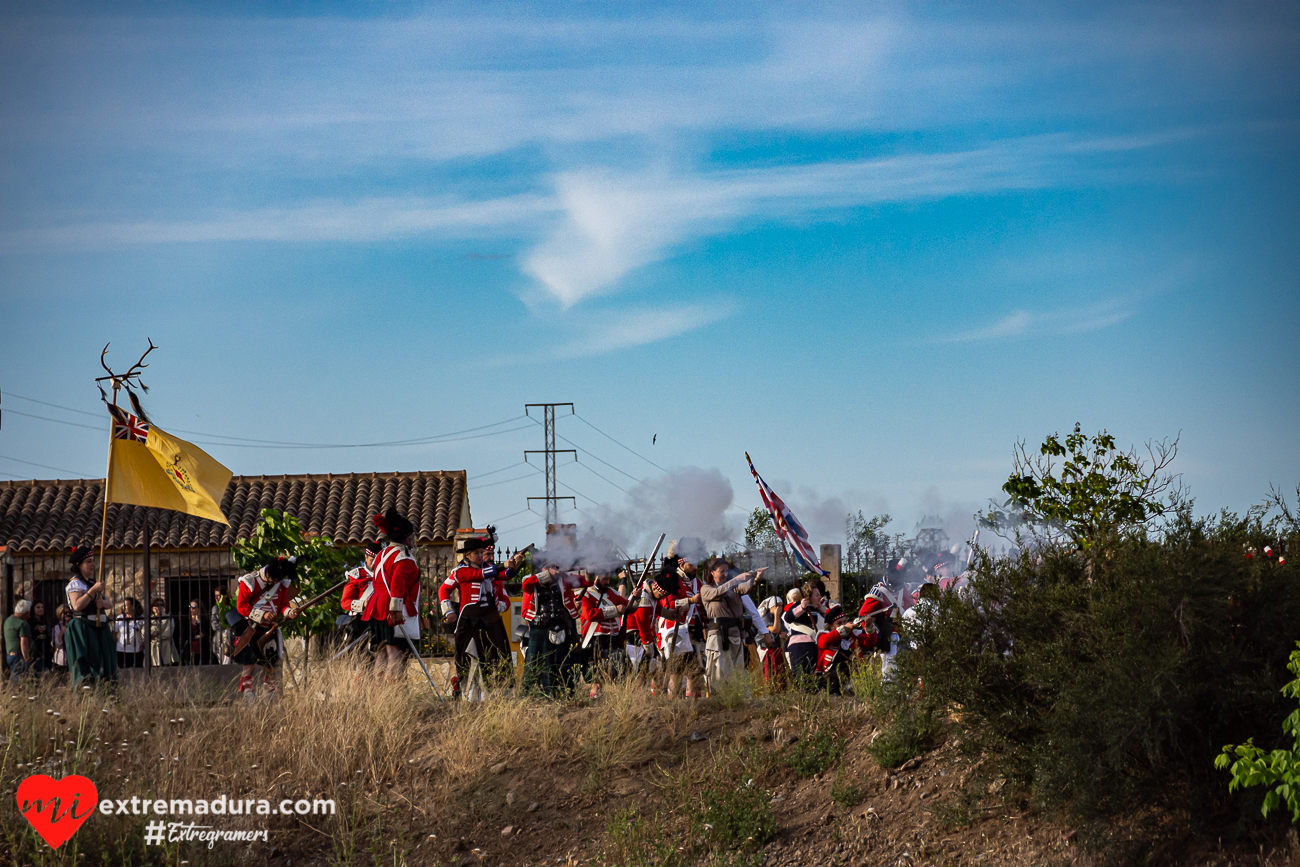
xmin=400 ymin=627 xmax=446 ymax=700
xmin=329 ymin=630 xmax=369 ymax=662
xmin=616 ymin=533 xmax=666 ymax=642
xmin=231 ymin=578 xmax=348 ymax=657
xmin=964 ymin=528 xmax=980 ymax=572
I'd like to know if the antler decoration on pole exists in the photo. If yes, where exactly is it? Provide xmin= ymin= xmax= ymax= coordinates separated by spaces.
xmin=96 ymin=339 xmax=157 ymax=401
xmin=93 ymin=339 xmax=158 ymax=618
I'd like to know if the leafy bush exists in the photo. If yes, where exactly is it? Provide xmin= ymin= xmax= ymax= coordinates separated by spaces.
xmin=831 ymin=770 xmax=859 ymax=809
xmin=1217 ymin=641 xmax=1300 ymax=821
xmin=785 ymin=722 xmax=844 ymax=778
xmin=866 ymin=693 xmax=941 ymax=769
xmin=899 ymin=507 xmax=1300 ymax=829
xmin=602 ymin=767 xmax=776 ymax=867
xmin=699 ymin=781 xmax=778 ymax=852
xmin=232 ymin=508 xmax=360 ymax=643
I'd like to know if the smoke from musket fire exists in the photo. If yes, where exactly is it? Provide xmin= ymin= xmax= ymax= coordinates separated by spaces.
xmin=552 ymin=466 xmax=739 ymax=568
xmin=542 ymin=464 xmax=981 ymax=588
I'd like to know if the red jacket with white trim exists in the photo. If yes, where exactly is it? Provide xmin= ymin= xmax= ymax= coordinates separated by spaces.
xmin=520 ymin=584 xmax=535 ymax=622
xmin=439 ymin=562 xmax=511 ymax=619
xmin=849 ymin=625 xmax=878 ymax=657
xmin=816 ymin=628 xmax=857 ymax=674
xmin=235 ymin=570 xmax=294 ymax=622
xmin=579 ymin=585 xmax=629 ymax=637
xmin=340 ymin=565 xmax=373 ymax=615
xmin=363 ymin=544 xmax=420 ymax=622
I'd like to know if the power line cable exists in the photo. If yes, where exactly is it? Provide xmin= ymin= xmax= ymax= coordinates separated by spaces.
xmin=4 ymin=409 xmax=103 ymax=431
xmin=483 ymin=508 xmax=532 ymax=526
xmin=496 ymin=512 xmax=545 ymax=536
xmin=4 ymin=392 xmax=101 ymax=418
xmin=0 ymin=454 xmax=96 ymax=477
xmin=571 ymin=459 xmax=632 ymax=495
xmin=472 ymin=462 xmax=531 ymax=480
xmin=170 ymin=416 xmax=530 ymax=449
xmin=475 ymin=469 xmax=544 ymax=491
xmin=184 ymin=422 xmax=536 ymax=451
xmin=555 ymin=431 xmax=643 ymax=483
xmin=556 ymin=480 xmax=650 ymax=533
xmin=571 ymin=413 xmax=667 ymax=473
xmin=5 ymin=392 xmax=531 ymax=450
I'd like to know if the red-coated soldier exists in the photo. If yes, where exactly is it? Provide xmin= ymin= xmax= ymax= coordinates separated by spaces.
xmin=815 ymin=605 xmax=855 ymax=695
xmin=858 ymin=558 xmax=908 ymax=660
xmin=578 ymin=572 xmax=628 ymax=699
xmin=625 ymin=569 xmax=682 ymax=693
xmin=657 ymin=538 xmax=707 ymax=699
xmin=366 ymin=510 xmax=422 ymax=682
xmin=520 ymin=562 xmax=582 ymax=696
xmin=339 ymin=541 xmax=383 ymax=649
xmin=439 ymin=536 xmax=524 ymax=699
xmin=233 ymin=557 xmax=299 ymax=702
xmin=849 ymin=616 xmax=879 ymax=660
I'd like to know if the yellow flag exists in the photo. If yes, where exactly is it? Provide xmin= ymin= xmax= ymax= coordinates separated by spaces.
xmin=106 ymin=420 xmax=232 ymax=524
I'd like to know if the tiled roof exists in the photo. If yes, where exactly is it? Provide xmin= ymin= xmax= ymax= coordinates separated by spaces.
xmin=0 ymin=472 xmax=468 ymax=553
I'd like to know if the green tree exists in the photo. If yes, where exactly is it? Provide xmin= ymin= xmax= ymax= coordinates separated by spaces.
xmin=845 ymin=511 xmax=896 ymax=574
xmin=231 ymin=508 xmax=359 ymax=648
xmin=984 ymin=423 xmax=1180 ymax=551
xmin=744 ymin=506 xmax=782 ymax=553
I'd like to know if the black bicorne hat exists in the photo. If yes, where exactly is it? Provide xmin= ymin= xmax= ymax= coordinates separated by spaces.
xmin=69 ymin=546 xmax=93 ymax=572
xmin=461 ymin=537 xmax=489 ymax=553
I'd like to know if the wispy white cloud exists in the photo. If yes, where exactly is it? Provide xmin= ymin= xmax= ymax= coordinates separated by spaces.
xmin=2 ymin=132 xmax=1178 ymax=307
xmin=0 ymin=194 xmax=551 ymax=252
xmin=513 ymin=131 xmax=1174 ymax=306
xmin=936 ymin=298 xmax=1137 ymax=344
xmin=488 ymin=300 xmax=737 ymax=364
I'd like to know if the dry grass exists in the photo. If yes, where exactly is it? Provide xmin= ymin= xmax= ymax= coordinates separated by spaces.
xmin=0 ymin=658 xmax=715 ymax=866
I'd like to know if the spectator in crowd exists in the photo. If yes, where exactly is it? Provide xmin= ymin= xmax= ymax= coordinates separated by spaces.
xmin=51 ymin=605 xmax=72 ymax=673
xmin=185 ymin=599 xmax=211 ymax=665
xmin=149 ymin=598 xmax=180 ymax=667
xmin=4 ymin=599 xmax=37 ymax=683
xmin=31 ymin=601 xmax=53 ymax=669
xmin=212 ymin=586 xmax=233 ymax=664
xmin=756 ymin=594 xmax=790 ymax=691
xmin=782 ymin=586 xmax=824 ymax=685
xmin=113 ymin=598 xmax=144 ymax=669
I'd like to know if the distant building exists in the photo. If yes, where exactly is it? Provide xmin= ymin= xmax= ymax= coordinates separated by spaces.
xmin=0 ymin=471 xmax=471 ymax=626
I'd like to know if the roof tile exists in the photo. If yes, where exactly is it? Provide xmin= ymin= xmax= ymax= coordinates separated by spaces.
xmin=0 ymin=471 xmax=467 ymax=553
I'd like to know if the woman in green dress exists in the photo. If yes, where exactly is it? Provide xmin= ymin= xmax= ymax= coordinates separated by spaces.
xmin=64 ymin=546 xmax=117 ymax=689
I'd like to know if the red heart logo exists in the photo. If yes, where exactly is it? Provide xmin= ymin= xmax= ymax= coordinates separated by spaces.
xmin=16 ymin=774 xmax=98 ymax=850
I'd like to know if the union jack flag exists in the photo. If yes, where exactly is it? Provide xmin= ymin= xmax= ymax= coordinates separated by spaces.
xmin=108 ymin=404 xmax=149 ymax=443
xmin=745 ymin=452 xmax=827 ymax=576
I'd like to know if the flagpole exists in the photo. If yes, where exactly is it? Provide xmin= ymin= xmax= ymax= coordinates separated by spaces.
xmin=95 ymin=384 xmax=119 ymax=619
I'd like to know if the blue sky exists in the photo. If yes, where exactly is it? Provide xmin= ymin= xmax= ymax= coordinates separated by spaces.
xmin=0 ymin=2 xmax=1297 ymax=553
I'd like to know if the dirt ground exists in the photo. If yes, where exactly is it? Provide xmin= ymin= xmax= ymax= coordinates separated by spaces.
xmin=370 ymin=698 xmax=1297 ymax=867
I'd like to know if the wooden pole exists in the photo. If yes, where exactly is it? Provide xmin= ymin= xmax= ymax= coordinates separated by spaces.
xmin=94 ymin=385 xmax=119 ymax=625
xmin=142 ymin=511 xmax=151 ymax=677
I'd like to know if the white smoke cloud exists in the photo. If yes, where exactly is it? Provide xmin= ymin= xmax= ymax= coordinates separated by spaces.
xmin=569 ymin=466 xmax=740 ymax=556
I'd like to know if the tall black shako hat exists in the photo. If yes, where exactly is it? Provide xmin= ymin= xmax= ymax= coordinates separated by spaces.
xmin=265 ymin=557 xmax=297 ymax=582
xmin=650 ymin=556 xmax=682 ymax=597
xmin=69 ymin=546 xmax=93 ymax=573
xmin=372 ymin=508 xmax=415 ymax=543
